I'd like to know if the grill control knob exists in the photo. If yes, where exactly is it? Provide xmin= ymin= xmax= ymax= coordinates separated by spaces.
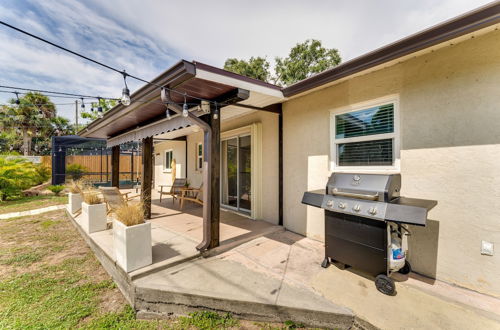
xmin=368 ymin=207 xmax=377 ymax=215
xmin=353 ymin=204 xmax=361 ymax=212
xmin=338 ymin=202 xmax=346 ymax=209
xmin=326 ymin=200 xmax=334 ymax=207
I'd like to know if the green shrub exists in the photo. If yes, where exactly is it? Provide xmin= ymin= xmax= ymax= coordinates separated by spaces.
xmin=47 ymin=185 xmax=64 ymax=196
xmin=0 ymin=157 xmax=42 ymax=201
xmin=66 ymin=163 xmax=87 ymax=180
xmin=35 ymin=165 xmax=51 ymax=184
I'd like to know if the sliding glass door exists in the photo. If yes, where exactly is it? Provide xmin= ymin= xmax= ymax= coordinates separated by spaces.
xmin=221 ymin=135 xmax=251 ymax=214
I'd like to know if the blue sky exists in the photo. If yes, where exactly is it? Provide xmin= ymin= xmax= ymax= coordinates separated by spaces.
xmin=0 ymin=0 xmax=493 ymax=124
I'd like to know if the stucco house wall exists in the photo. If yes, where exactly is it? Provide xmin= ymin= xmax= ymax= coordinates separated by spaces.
xmin=154 ymin=140 xmax=186 ymax=190
xmin=282 ymin=29 xmax=500 ymax=296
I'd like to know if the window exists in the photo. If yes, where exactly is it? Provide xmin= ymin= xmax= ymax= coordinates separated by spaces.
xmin=331 ymin=96 xmax=399 ymax=170
xmin=196 ymin=143 xmax=203 ymax=171
xmin=164 ymin=149 xmax=173 ymax=171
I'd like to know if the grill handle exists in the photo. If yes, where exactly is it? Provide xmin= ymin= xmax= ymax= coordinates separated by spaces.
xmin=331 ymin=188 xmax=379 ymax=201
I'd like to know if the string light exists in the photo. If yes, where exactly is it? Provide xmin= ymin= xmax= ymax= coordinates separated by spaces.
xmin=121 ymin=71 xmax=131 ymax=106
xmin=14 ymin=91 xmax=20 ymax=104
xmin=165 ymin=107 xmax=171 ymax=120
xmin=80 ymin=98 xmax=85 ymax=109
xmin=182 ymin=94 xmax=189 ymax=118
xmin=213 ymin=102 xmax=219 ymax=120
xmin=0 ymin=22 xmax=230 ymax=111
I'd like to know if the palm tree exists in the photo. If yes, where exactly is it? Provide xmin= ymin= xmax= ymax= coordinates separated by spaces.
xmin=0 ymin=92 xmax=56 ymax=155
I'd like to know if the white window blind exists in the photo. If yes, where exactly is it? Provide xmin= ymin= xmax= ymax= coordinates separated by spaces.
xmin=331 ymin=98 xmax=399 ymax=170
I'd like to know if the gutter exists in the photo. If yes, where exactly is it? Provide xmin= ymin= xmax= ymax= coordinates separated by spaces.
xmin=283 ymin=2 xmax=500 ymax=97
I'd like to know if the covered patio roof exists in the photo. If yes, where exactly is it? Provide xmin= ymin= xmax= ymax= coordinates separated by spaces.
xmin=79 ymin=60 xmax=284 ymax=141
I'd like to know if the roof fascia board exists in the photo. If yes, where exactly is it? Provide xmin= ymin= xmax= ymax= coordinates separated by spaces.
xmin=283 ymin=2 xmax=500 ymax=97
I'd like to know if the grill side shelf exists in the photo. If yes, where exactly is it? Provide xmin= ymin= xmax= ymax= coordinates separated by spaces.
xmin=301 ymin=190 xmax=325 ymax=208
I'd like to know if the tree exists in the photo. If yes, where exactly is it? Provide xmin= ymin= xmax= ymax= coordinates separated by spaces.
xmin=223 ymin=39 xmax=341 ymax=87
xmin=0 ymin=92 xmax=56 ymax=155
xmin=0 ymin=93 xmax=74 ymax=155
xmin=223 ymin=57 xmax=271 ymax=82
xmin=274 ymin=39 xmax=341 ymax=86
xmin=80 ymin=98 xmax=117 ymax=121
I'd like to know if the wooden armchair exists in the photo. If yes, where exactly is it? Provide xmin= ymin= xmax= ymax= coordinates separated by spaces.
xmin=99 ymin=187 xmax=140 ymax=215
xmin=179 ymin=183 xmax=203 ymax=209
xmin=159 ymin=178 xmax=187 ymax=203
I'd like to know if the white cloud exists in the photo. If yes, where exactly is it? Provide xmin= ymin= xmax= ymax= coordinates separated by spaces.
xmin=0 ymin=0 xmax=493 ymax=123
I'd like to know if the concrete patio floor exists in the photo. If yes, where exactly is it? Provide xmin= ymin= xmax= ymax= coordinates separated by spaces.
xmin=66 ymin=191 xmax=500 ymax=329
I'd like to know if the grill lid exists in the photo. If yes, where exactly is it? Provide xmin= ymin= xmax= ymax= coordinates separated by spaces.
xmin=327 ymin=173 xmax=401 ymax=202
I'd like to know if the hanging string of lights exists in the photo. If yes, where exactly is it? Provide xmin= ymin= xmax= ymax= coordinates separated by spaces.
xmin=0 ymin=20 xmax=225 ymax=118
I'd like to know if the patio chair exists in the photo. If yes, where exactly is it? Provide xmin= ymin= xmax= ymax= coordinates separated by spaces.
xmin=158 ymin=178 xmax=187 ymax=203
xmin=179 ymin=183 xmax=203 ymax=210
xmin=99 ymin=187 xmax=140 ymax=215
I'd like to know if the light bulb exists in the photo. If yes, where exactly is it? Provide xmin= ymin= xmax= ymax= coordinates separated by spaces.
xmin=182 ymin=102 xmax=189 ymax=117
xmin=166 ymin=109 xmax=171 ymax=120
xmin=121 ymin=88 xmax=131 ymax=106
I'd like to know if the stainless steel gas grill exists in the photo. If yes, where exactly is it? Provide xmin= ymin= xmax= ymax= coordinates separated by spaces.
xmin=302 ymin=173 xmax=437 ymax=295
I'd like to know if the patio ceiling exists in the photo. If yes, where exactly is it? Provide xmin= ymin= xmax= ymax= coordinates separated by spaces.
xmin=80 ymin=60 xmax=284 ymax=140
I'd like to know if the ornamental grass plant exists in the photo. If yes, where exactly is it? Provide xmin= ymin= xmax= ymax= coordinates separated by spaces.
xmin=114 ymin=202 xmax=144 ymax=226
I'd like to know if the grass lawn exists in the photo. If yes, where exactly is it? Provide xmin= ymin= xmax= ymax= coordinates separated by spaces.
xmin=0 ymin=210 xmax=307 ymax=329
xmin=0 ymin=195 xmax=68 ymax=214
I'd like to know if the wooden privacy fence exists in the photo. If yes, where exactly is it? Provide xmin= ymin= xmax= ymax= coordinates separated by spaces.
xmin=66 ymin=154 xmax=142 ymax=183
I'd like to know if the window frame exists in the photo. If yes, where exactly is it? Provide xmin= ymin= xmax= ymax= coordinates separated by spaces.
xmin=196 ymin=142 xmax=203 ymax=171
xmin=329 ymin=95 xmax=400 ymax=173
xmin=164 ymin=149 xmax=173 ymax=172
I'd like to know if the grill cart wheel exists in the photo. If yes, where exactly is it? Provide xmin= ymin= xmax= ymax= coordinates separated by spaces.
xmin=321 ymin=257 xmax=330 ymax=268
xmin=398 ymin=260 xmax=412 ymax=275
xmin=375 ymin=274 xmax=396 ymax=296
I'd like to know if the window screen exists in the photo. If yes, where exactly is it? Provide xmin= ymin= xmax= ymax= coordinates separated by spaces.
xmin=333 ymin=102 xmax=395 ymax=167
xmin=338 ymin=139 xmax=393 ymax=166
xmin=335 ymin=104 xmax=394 ymax=139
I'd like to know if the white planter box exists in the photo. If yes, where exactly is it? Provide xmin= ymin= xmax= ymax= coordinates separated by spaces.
xmin=113 ymin=219 xmax=152 ymax=272
xmin=67 ymin=193 xmax=82 ymax=214
xmin=81 ymin=202 xmax=107 ymax=233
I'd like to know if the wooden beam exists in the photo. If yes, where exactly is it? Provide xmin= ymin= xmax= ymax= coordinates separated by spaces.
xmin=111 ymin=145 xmax=120 ymax=187
xmin=141 ymin=136 xmax=153 ymax=219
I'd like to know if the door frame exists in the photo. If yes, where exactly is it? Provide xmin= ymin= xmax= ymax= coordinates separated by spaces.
xmin=220 ymin=123 xmax=262 ymax=219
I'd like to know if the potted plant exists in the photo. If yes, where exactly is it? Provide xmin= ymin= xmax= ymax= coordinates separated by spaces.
xmin=113 ymin=203 xmax=152 ymax=272
xmin=66 ymin=181 xmax=83 ymax=214
xmin=81 ymin=190 xmax=107 ymax=234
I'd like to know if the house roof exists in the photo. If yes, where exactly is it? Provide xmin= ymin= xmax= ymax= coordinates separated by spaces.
xmin=80 ymin=61 xmax=284 ymax=139
xmin=80 ymin=2 xmax=500 ymax=140
xmin=282 ymin=1 xmax=500 ymax=97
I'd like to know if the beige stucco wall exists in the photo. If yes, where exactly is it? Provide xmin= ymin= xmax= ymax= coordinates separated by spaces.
xmin=186 ymin=131 xmax=204 ymax=189
xmin=283 ymin=29 xmax=500 ymax=296
xmin=154 ymin=140 xmax=186 ymax=190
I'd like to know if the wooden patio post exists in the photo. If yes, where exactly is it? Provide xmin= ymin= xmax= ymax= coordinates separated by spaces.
xmin=207 ymin=105 xmax=220 ymax=248
xmin=141 ymin=136 xmax=153 ymax=219
xmin=111 ymin=145 xmax=120 ymax=187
